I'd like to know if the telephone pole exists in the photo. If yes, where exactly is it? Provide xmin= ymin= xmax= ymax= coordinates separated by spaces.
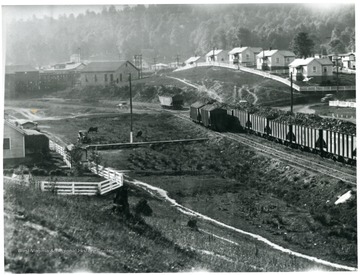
xmin=153 ymin=57 xmax=157 ymax=72
xmin=128 ymin=73 xmax=133 ymax=143
xmin=176 ymin=54 xmax=180 ymax=67
xmin=290 ymin=72 xmax=294 ymax=114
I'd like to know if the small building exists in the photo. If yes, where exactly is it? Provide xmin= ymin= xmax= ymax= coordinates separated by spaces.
xmin=339 ymin=53 xmax=356 ymax=70
xmin=3 ymin=120 xmax=49 ymax=162
xmin=228 ymin=47 xmax=262 ymax=66
xmin=184 ymin=56 xmax=204 ymax=66
xmin=289 ymin=57 xmax=333 ymax=81
xmin=5 ymin=65 xmax=39 ymax=98
xmin=256 ymin=50 xmax=295 ymax=70
xmin=4 ymin=120 xmax=26 ymax=160
xmin=158 ymin=94 xmax=184 ymax=109
xmin=205 ymin=49 xmax=228 ymax=63
xmin=80 ymin=61 xmax=139 ymax=86
xmin=151 ymin=63 xmax=169 ymax=71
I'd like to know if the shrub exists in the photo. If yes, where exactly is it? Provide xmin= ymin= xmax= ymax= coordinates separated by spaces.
xmin=31 ymin=167 xmax=48 ymax=176
xmin=134 ymin=199 xmax=153 ymax=217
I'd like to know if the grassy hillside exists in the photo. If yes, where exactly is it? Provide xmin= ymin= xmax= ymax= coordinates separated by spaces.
xmin=4 ymin=178 xmax=342 ymax=273
xmin=48 ymin=66 xmax=312 ymax=107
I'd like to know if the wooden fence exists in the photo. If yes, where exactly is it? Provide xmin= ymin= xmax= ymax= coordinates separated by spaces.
xmin=44 ymin=140 xmax=124 ymax=195
xmin=40 ymin=178 xmax=120 ymax=196
xmin=49 ymin=140 xmax=72 ymax=167
xmin=174 ymin=62 xmax=355 ymax=93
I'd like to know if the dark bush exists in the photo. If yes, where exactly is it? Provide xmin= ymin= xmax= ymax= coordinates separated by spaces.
xmin=31 ymin=168 xmax=48 ymax=176
xmin=135 ymin=199 xmax=153 ymax=216
xmin=187 ymin=219 xmax=198 ymax=231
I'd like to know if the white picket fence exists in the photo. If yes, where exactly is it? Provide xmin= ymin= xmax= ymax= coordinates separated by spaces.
xmin=329 ymin=100 xmax=356 ymax=108
xmin=44 ymin=140 xmax=123 ymax=195
xmin=49 ymin=140 xmax=72 ymax=167
xmin=40 ymin=178 xmax=120 ymax=196
xmin=174 ymin=62 xmax=355 ymax=92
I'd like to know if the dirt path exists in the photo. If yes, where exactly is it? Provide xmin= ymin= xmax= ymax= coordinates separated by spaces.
xmin=124 ymin=176 xmax=356 ymax=271
xmin=243 ymin=86 xmax=258 ymax=104
xmin=166 ymin=76 xmax=222 ymax=102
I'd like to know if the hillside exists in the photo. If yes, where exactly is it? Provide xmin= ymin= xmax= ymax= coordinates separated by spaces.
xmin=4 ymin=4 xmax=355 ymax=65
xmin=49 ymin=66 xmax=310 ymax=107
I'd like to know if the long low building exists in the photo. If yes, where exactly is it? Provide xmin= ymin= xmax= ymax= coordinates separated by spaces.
xmin=79 ymin=61 xmax=140 ymax=86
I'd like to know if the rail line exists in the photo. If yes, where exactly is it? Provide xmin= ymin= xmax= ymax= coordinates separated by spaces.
xmin=165 ymin=110 xmax=356 ymax=186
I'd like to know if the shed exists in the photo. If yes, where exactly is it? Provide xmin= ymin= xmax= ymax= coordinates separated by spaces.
xmin=158 ymin=94 xmax=184 ymax=109
xmin=24 ymin=129 xmax=49 ymax=155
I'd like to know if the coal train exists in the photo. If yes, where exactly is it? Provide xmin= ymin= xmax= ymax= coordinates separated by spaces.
xmin=190 ymin=101 xmax=356 ymax=165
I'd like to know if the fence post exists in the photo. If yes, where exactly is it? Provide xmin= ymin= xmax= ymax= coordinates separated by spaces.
xmin=72 ymin=182 xmax=75 ymax=194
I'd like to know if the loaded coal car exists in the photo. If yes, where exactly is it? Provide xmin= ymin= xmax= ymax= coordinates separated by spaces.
xmin=199 ymin=102 xmax=228 ymax=132
xmin=292 ymin=125 xmax=321 ymax=153
xmin=249 ymin=113 xmax=270 ymax=137
xmin=322 ymin=129 xmax=356 ymax=164
xmin=228 ymin=107 xmax=251 ymax=131
xmin=268 ymin=121 xmax=295 ymax=145
xmin=158 ymin=94 xmax=184 ymax=109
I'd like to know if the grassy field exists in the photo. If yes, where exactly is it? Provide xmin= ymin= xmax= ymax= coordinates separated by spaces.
xmin=310 ymin=104 xmax=356 ymax=118
xmin=4 ymin=178 xmax=342 ymax=273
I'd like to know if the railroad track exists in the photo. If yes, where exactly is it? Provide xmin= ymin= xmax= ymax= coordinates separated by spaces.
xmin=165 ymin=110 xmax=357 ymax=186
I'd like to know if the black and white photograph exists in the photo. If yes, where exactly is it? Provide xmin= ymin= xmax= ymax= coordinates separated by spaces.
xmin=1 ymin=0 xmax=357 ymax=273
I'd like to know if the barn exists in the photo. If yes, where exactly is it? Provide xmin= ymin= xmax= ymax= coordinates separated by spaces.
xmin=80 ymin=61 xmax=140 ymax=86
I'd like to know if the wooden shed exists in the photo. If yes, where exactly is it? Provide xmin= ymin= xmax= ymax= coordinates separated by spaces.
xmin=158 ymin=94 xmax=184 ymax=109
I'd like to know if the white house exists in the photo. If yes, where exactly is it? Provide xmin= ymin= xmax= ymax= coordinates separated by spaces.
xmin=228 ymin=47 xmax=262 ymax=66
xmin=256 ymin=50 xmax=295 ymax=70
xmin=289 ymin=57 xmax=333 ymax=81
xmin=205 ymin=49 xmax=228 ymax=63
xmin=184 ymin=56 xmax=204 ymax=66
xmin=339 ymin=53 xmax=356 ymax=70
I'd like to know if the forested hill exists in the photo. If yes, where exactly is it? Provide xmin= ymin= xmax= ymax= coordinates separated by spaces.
xmin=4 ymin=4 xmax=355 ymax=66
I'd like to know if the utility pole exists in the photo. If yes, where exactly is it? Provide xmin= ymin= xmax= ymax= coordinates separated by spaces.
xmin=176 ymin=54 xmax=180 ymax=67
xmin=153 ymin=57 xmax=157 ymax=72
xmin=128 ymin=73 xmax=133 ymax=143
xmin=336 ymin=54 xmax=339 ymax=96
xmin=213 ymin=46 xmax=216 ymax=64
xmin=290 ymin=71 xmax=294 ymax=114
xmin=139 ymin=54 xmax=142 ymax=79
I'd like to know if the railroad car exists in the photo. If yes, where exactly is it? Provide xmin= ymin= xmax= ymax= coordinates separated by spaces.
xmin=200 ymin=103 xmax=228 ymax=131
xmin=322 ymin=129 xmax=356 ymax=164
xmin=292 ymin=125 xmax=321 ymax=152
xmin=190 ymin=101 xmax=207 ymax=123
xmin=249 ymin=114 xmax=269 ymax=136
xmin=189 ymin=101 xmax=356 ymax=165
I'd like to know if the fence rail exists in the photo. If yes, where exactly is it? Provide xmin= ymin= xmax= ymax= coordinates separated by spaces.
xmin=45 ymin=140 xmax=124 ymax=195
xmin=49 ymin=140 xmax=72 ymax=167
xmin=174 ymin=62 xmax=355 ymax=92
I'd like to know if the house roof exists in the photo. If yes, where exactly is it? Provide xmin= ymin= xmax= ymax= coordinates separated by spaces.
xmin=82 ymin=61 xmax=138 ymax=73
xmin=5 ymin=65 xmax=38 ymax=74
xmin=229 ymin=47 xmax=263 ymax=55
xmin=44 ymin=62 xmax=85 ymax=72
xmin=185 ymin=56 xmax=201 ymax=63
xmin=289 ymin=57 xmax=333 ymax=67
xmin=206 ymin=49 xmax=223 ymax=57
xmin=4 ymin=120 xmax=26 ymax=135
xmin=257 ymin=50 xmax=295 ymax=58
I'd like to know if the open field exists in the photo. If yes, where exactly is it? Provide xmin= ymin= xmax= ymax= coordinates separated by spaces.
xmin=4 ymin=99 xmax=357 ymax=271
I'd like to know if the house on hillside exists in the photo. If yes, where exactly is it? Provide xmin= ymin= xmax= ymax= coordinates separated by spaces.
xmin=184 ymin=56 xmax=205 ymax=66
xmin=80 ymin=61 xmax=140 ymax=86
xmin=206 ymin=49 xmax=228 ymax=63
xmin=15 ymin=120 xmax=38 ymax=130
xmin=256 ymin=50 xmax=295 ymax=70
xmin=228 ymin=47 xmax=262 ymax=67
xmin=3 ymin=120 xmax=49 ymax=163
xmin=5 ymin=65 xmax=39 ymax=98
xmin=151 ymin=63 xmax=169 ymax=71
xmin=339 ymin=53 xmax=356 ymax=70
xmin=289 ymin=57 xmax=333 ymax=81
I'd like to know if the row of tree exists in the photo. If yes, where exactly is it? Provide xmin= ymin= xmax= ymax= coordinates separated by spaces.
xmin=4 ymin=4 xmax=355 ymax=66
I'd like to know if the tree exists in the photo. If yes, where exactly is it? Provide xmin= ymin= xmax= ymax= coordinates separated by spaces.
xmin=328 ymin=39 xmax=346 ymax=54
xmin=290 ymin=32 xmax=315 ymax=58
